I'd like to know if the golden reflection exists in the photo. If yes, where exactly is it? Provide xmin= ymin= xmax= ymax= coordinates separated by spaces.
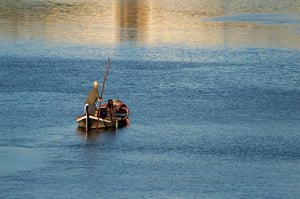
xmin=113 ymin=0 xmax=150 ymax=43
xmin=0 ymin=0 xmax=299 ymax=48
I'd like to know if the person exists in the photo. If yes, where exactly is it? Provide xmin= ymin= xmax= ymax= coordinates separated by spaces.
xmin=84 ymin=81 xmax=102 ymax=115
xmin=106 ymin=99 xmax=115 ymax=120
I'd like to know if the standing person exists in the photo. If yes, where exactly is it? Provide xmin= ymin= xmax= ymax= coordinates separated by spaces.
xmin=84 ymin=81 xmax=102 ymax=115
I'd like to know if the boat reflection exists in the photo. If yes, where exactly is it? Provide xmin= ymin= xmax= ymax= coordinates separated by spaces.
xmin=76 ymin=127 xmax=117 ymax=140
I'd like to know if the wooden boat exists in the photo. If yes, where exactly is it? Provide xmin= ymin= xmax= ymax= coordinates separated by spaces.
xmin=76 ymin=99 xmax=130 ymax=130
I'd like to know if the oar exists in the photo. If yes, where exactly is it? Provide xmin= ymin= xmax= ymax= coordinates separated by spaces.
xmin=96 ymin=57 xmax=111 ymax=129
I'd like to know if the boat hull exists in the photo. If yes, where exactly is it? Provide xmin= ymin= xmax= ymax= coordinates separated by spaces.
xmin=76 ymin=115 xmax=129 ymax=129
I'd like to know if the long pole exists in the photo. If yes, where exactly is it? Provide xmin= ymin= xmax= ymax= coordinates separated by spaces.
xmin=96 ymin=57 xmax=111 ymax=129
xmin=100 ymin=57 xmax=111 ymax=99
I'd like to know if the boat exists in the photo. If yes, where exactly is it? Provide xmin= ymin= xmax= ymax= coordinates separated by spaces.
xmin=76 ymin=99 xmax=130 ymax=130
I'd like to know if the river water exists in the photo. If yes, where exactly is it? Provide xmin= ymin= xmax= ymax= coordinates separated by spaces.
xmin=1 ymin=0 xmax=300 ymax=198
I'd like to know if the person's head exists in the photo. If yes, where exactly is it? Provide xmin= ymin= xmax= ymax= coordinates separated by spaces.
xmin=93 ymin=81 xmax=99 ymax=88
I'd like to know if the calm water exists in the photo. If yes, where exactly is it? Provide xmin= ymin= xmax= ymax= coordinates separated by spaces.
xmin=1 ymin=0 xmax=300 ymax=198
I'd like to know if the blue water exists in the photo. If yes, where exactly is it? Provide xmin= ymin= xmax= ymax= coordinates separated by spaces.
xmin=1 ymin=0 xmax=300 ymax=198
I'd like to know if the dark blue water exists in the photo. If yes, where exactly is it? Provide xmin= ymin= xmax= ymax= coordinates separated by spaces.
xmin=1 ymin=0 xmax=300 ymax=198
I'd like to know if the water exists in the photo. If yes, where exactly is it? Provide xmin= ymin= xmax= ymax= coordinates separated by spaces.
xmin=1 ymin=0 xmax=300 ymax=198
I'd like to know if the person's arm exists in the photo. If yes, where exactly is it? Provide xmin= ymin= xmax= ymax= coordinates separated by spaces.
xmin=96 ymin=89 xmax=102 ymax=102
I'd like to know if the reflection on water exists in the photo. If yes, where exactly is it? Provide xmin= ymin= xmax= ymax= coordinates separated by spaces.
xmin=0 ymin=0 xmax=299 ymax=49
xmin=114 ymin=0 xmax=149 ymax=43
xmin=76 ymin=126 xmax=131 ymax=146
xmin=76 ymin=127 xmax=117 ymax=140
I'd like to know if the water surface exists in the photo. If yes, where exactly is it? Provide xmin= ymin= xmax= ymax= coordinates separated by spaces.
xmin=0 ymin=0 xmax=300 ymax=198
